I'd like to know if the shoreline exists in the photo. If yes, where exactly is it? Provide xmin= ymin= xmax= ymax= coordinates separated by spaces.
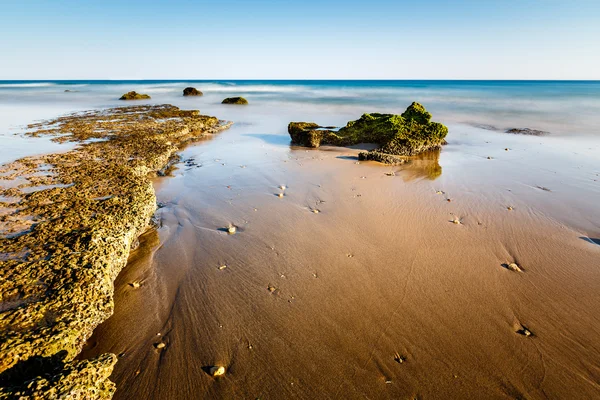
xmin=0 ymin=105 xmax=230 ymax=397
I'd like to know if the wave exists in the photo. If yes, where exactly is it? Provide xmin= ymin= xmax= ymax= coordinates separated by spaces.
xmin=0 ymin=82 xmax=58 ymax=88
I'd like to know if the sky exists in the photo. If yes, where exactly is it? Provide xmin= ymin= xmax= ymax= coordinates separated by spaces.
xmin=1 ymin=0 xmax=599 ymax=80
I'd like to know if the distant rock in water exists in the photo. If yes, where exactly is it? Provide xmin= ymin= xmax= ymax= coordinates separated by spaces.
xmin=505 ymin=128 xmax=548 ymax=136
xmin=119 ymin=91 xmax=151 ymax=100
xmin=183 ymin=87 xmax=203 ymax=96
xmin=288 ymin=102 xmax=448 ymax=165
xmin=222 ymin=97 xmax=248 ymax=105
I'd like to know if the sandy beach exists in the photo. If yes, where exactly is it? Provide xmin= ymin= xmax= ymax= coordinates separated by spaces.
xmin=72 ymin=102 xmax=599 ymax=398
xmin=1 ymin=81 xmax=599 ymax=399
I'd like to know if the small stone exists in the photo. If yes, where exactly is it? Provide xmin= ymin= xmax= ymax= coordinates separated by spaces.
xmin=210 ymin=366 xmax=226 ymax=376
xmin=507 ymin=206 xmax=514 ymax=211
xmin=154 ymin=342 xmax=165 ymax=349
xmin=218 ymin=265 xmax=227 ymax=270
xmin=452 ymin=217 xmax=461 ymax=225
xmin=385 ymin=172 xmax=395 ymax=176
xmin=447 ymin=199 xmax=452 ymax=202
xmin=279 ymin=185 xmax=286 ymax=190
xmin=268 ymin=285 xmax=276 ymax=293
xmin=277 ymin=193 xmax=284 ymax=198
xmin=312 ymin=209 xmax=319 ymax=214
xmin=129 ymin=281 xmax=140 ymax=288
xmin=487 ymin=156 xmax=492 ymax=159
xmin=228 ymin=226 xmax=236 ymax=234
xmin=507 ymin=262 xmax=522 ymax=272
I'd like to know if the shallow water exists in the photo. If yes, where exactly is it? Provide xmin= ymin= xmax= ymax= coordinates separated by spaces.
xmin=1 ymin=80 xmax=600 ymax=164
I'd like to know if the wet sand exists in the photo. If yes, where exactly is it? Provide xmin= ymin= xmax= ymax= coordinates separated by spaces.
xmin=78 ymin=119 xmax=600 ymax=399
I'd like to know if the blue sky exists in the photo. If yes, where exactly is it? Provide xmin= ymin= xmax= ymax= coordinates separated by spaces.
xmin=1 ymin=0 xmax=599 ymax=79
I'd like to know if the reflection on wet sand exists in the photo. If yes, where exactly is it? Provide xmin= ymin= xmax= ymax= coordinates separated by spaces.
xmin=395 ymin=149 xmax=442 ymax=181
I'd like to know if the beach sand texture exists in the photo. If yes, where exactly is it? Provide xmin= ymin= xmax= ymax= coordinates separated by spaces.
xmin=0 ymin=81 xmax=599 ymax=398
xmin=76 ymin=115 xmax=600 ymax=399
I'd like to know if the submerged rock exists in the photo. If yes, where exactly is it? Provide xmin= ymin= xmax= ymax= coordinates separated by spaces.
xmin=222 ymin=97 xmax=248 ymax=105
xmin=119 ymin=91 xmax=151 ymax=100
xmin=183 ymin=87 xmax=203 ymax=96
xmin=288 ymin=102 xmax=448 ymax=164
xmin=505 ymin=128 xmax=548 ymax=136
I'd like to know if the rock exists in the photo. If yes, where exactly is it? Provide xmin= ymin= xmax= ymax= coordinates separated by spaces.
xmin=227 ymin=225 xmax=236 ymax=234
xmin=154 ymin=342 xmax=166 ymax=349
xmin=0 ymin=105 xmax=230 ymax=397
xmin=222 ymin=97 xmax=248 ymax=105
xmin=277 ymin=193 xmax=284 ymax=198
xmin=210 ymin=366 xmax=226 ymax=376
xmin=279 ymin=185 xmax=286 ymax=190
xmin=506 ymin=128 xmax=548 ymax=136
xmin=119 ymin=91 xmax=151 ymax=100
xmin=507 ymin=263 xmax=522 ymax=272
xmin=0 ymin=354 xmax=117 ymax=399
xmin=183 ymin=87 xmax=203 ymax=96
xmin=288 ymin=102 xmax=448 ymax=164
xmin=129 ymin=281 xmax=141 ymax=288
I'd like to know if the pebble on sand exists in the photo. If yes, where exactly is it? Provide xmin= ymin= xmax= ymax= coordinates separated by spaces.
xmin=279 ymin=185 xmax=286 ymax=190
xmin=218 ymin=265 xmax=227 ymax=270
xmin=129 ymin=281 xmax=141 ymax=288
xmin=277 ymin=193 xmax=284 ymax=198
xmin=154 ymin=342 xmax=166 ymax=349
xmin=312 ymin=209 xmax=319 ymax=214
xmin=227 ymin=225 xmax=236 ymax=234
xmin=210 ymin=366 xmax=226 ymax=377
xmin=507 ymin=206 xmax=514 ymax=211
xmin=268 ymin=285 xmax=277 ymax=293
xmin=507 ymin=262 xmax=522 ymax=272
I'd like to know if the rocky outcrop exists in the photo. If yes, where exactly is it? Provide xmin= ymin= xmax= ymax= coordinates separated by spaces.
xmin=288 ymin=102 xmax=448 ymax=164
xmin=119 ymin=91 xmax=151 ymax=100
xmin=0 ymin=354 xmax=117 ymax=399
xmin=183 ymin=87 xmax=203 ymax=96
xmin=505 ymin=128 xmax=548 ymax=136
xmin=0 ymin=105 xmax=230 ymax=398
xmin=222 ymin=97 xmax=248 ymax=105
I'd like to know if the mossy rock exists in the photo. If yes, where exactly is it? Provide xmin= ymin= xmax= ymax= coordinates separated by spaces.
xmin=119 ymin=91 xmax=151 ymax=100
xmin=183 ymin=87 xmax=203 ymax=96
xmin=222 ymin=97 xmax=248 ymax=105
xmin=288 ymin=102 xmax=448 ymax=163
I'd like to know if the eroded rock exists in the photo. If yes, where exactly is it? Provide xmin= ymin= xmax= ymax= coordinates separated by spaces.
xmin=288 ymin=102 xmax=448 ymax=164
xmin=0 ymin=105 xmax=230 ymax=397
xmin=119 ymin=91 xmax=151 ymax=100
xmin=183 ymin=87 xmax=203 ymax=96
xmin=222 ymin=97 xmax=248 ymax=105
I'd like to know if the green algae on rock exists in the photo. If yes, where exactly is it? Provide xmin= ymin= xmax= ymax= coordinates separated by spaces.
xmin=119 ymin=91 xmax=151 ymax=100
xmin=0 ymin=105 xmax=230 ymax=398
xmin=222 ymin=96 xmax=248 ymax=105
xmin=288 ymin=102 xmax=448 ymax=164
xmin=183 ymin=87 xmax=203 ymax=96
